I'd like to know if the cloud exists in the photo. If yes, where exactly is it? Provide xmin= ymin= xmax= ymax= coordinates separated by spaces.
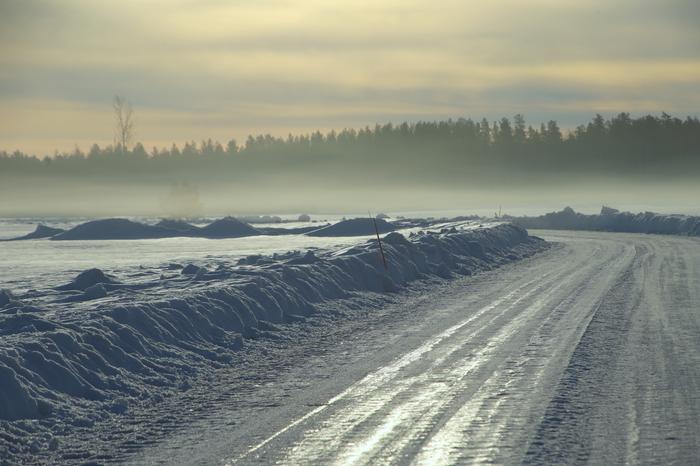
xmin=1 ymin=0 xmax=699 ymax=154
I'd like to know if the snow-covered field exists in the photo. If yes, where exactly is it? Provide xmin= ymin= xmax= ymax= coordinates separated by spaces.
xmin=0 ymin=215 xmax=491 ymax=292
xmin=136 ymin=230 xmax=700 ymax=466
xmin=0 ymin=216 xmax=538 ymax=464
xmin=3 ymin=214 xmax=699 ymax=465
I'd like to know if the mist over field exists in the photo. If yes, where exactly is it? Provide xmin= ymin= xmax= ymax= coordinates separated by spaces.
xmin=2 ymin=112 xmax=700 ymax=217
xmin=2 ymin=0 xmax=699 ymax=217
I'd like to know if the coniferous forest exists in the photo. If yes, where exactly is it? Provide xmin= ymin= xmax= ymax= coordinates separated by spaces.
xmin=2 ymin=112 xmax=699 ymax=215
xmin=3 ymin=113 xmax=699 ymax=178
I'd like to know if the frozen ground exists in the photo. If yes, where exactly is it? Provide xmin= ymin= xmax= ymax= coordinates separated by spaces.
xmin=0 ymin=220 xmax=536 ymax=464
xmin=2 ymin=220 xmax=698 ymax=465
xmin=131 ymin=230 xmax=700 ymax=466
xmin=0 ymin=216 xmax=491 ymax=293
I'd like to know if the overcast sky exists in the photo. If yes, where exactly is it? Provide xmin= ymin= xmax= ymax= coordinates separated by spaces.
xmin=1 ymin=0 xmax=699 ymax=155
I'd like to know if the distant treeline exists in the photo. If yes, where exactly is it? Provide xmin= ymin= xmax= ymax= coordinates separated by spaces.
xmin=2 ymin=113 xmax=700 ymax=184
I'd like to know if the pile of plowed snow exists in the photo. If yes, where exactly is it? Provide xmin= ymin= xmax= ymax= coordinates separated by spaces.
xmin=47 ymin=217 xmax=261 ymax=240
xmin=0 ymin=224 xmax=546 ymax=462
xmin=4 ymin=216 xmax=465 ymax=241
xmin=197 ymin=216 xmax=260 ymax=238
xmin=306 ymin=217 xmax=395 ymax=236
xmin=513 ymin=206 xmax=700 ymax=236
xmin=8 ymin=216 xmax=324 ymax=241
xmin=53 ymin=218 xmax=180 ymax=240
xmin=0 ymin=224 xmax=65 ymax=241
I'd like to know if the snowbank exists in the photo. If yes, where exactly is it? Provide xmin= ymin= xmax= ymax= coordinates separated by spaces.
xmin=0 ymin=289 xmax=16 ymax=307
xmin=513 ymin=206 xmax=700 ymax=236
xmin=47 ymin=217 xmax=260 ymax=240
xmin=197 ymin=216 xmax=260 ymax=238
xmin=52 ymin=219 xmax=179 ymax=240
xmin=54 ymin=268 xmax=117 ymax=291
xmin=7 ymin=216 xmax=448 ymax=241
xmin=1 ymin=224 xmax=65 ymax=241
xmin=0 ymin=224 xmax=545 ymax=461
xmin=306 ymin=217 xmax=396 ymax=236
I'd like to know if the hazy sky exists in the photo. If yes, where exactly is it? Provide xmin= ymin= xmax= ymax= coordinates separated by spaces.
xmin=1 ymin=0 xmax=699 ymax=155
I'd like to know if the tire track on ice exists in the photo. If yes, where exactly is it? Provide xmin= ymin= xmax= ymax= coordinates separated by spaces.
xmin=231 ymin=272 xmax=555 ymax=464
xmin=234 ymin=238 xmax=627 ymax=465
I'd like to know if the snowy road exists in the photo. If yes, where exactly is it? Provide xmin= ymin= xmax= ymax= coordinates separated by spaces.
xmin=133 ymin=230 xmax=700 ymax=465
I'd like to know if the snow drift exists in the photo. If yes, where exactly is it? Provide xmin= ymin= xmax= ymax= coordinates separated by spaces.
xmin=0 ymin=224 xmax=65 ymax=241
xmin=513 ymin=206 xmax=700 ymax=236
xmin=306 ymin=217 xmax=396 ymax=236
xmin=197 ymin=216 xmax=260 ymax=238
xmin=49 ymin=217 xmax=261 ymax=240
xmin=0 ymin=224 xmax=545 ymax=461
xmin=52 ymin=218 xmax=181 ymax=240
xmin=9 ymin=217 xmax=324 ymax=241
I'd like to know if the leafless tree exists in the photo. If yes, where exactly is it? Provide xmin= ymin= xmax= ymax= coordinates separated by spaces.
xmin=113 ymin=95 xmax=134 ymax=153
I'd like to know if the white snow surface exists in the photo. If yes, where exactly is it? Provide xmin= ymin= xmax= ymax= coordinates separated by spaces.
xmin=0 ymin=216 xmax=500 ymax=293
xmin=0 ymin=222 xmax=543 ymax=463
xmin=133 ymin=230 xmax=700 ymax=466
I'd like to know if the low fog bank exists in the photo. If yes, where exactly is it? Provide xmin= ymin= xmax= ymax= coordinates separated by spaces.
xmin=3 ymin=113 xmax=699 ymax=217
xmin=1 ymin=174 xmax=699 ymax=218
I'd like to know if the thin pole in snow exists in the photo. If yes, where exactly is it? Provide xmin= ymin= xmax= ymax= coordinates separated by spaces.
xmin=369 ymin=212 xmax=388 ymax=271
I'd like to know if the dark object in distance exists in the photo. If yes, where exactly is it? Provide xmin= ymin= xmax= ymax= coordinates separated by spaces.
xmin=306 ymin=217 xmax=396 ymax=237
xmin=2 ymin=224 xmax=65 ymax=241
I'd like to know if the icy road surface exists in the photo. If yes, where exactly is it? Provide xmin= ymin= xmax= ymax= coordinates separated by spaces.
xmin=132 ymin=230 xmax=700 ymax=465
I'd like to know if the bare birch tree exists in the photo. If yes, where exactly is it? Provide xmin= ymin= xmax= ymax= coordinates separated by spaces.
xmin=113 ymin=95 xmax=134 ymax=154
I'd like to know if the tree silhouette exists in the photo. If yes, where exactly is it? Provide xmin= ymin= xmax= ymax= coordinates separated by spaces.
xmin=113 ymin=95 xmax=134 ymax=154
xmin=1 ymin=112 xmax=699 ymax=186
